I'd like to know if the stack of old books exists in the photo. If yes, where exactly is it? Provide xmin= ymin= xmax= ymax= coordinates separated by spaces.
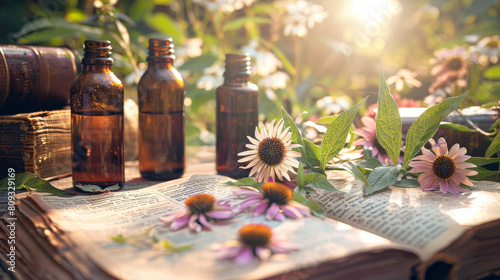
xmin=1 ymin=170 xmax=500 ymax=279
xmin=0 ymin=110 xmax=71 ymax=180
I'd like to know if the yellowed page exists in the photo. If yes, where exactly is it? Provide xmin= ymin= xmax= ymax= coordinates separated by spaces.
xmin=308 ymin=171 xmax=500 ymax=260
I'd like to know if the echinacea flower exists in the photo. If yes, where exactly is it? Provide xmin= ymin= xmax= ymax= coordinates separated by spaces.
xmin=213 ymin=223 xmax=299 ymax=265
xmin=160 ymin=194 xmax=236 ymax=232
xmin=429 ymin=46 xmax=476 ymax=93
xmin=409 ymin=138 xmax=478 ymax=194
xmin=238 ymin=119 xmax=302 ymax=182
xmin=233 ymin=182 xmax=311 ymax=221
xmin=353 ymin=117 xmax=403 ymax=165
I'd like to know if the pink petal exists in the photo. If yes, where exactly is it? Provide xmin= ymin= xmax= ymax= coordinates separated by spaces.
xmin=198 ymin=214 xmax=212 ymax=230
xmin=454 ymin=162 xmax=476 ymax=169
xmin=448 ymin=144 xmax=460 ymax=158
xmin=458 ymin=168 xmax=478 ymax=176
xmin=232 ymin=188 xmax=261 ymax=197
xmin=439 ymin=180 xmax=451 ymax=194
xmin=453 ymin=155 xmax=471 ymax=163
xmin=281 ymin=205 xmax=302 ymax=219
xmin=252 ymin=200 xmax=270 ymax=217
xmin=238 ymin=198 xmax=264 ymax=210
xmin=255 ymin=246 xmax=271 ymax=260
xmin=207 ymin=210 xmax=234 ymax=220
xmin=265 ymin=203 xmax=280 ymax=220
xmin=169 ymin=213 xmax=190 ymax=231
xmin=269 ymin=240 xmax=300 ymax=253
xmin=275 ymin=212 xmax=285 ymax=221
xmin=188 ymin=214 xmax=201 ymax=232
xmin=421 ymin=149 xmax=437 ymax=161
xmin=235 ymin=246 xmax=255 ymax=266
xmin=449 ymin=175 xmax=472 ymax=190
xmin=216 ymin=244 xmax=244 ymax=260
xmin=412 ymin=154 xmax=435 ymax=162
xmin=160 ymin=211 xmax=186 ymax=223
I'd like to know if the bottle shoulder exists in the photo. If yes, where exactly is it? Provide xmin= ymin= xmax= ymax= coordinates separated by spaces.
xmin=71 ymin=71 xmax=123 ymax=92
xmin=216 ymin=82 xmax=259 ymax=93
xmin=139 ymin=67 xmax=184 ymax=89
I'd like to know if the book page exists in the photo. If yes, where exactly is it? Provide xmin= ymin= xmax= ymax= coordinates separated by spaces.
xmin=308 ymin=171 xmax=500 ymax=260
xmin=32 ymin=174 xmax=413 ymax=280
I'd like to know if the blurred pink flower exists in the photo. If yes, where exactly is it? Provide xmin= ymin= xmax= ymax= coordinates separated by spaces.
xmin=429 ymin=46 xmax=476 ymax=93
xmin=233 ymin=182 xmax=310 ymax=221
xmin=353 ymin=117 xmax=403 ymax=165
xmin=213 ymin=223 xmax=299 ymax=265
xmin=409 ymin=138 xmax=478 ymax=194
xmin=160 ymin=194 xmax=236 ymax=232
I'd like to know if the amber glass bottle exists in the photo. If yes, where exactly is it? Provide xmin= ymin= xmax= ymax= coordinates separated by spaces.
xmin=138 ymin=38 xmax=185 ymax=180
xmin=216 ymin=53 xmax=259 ymax=179
xmin=70 ymin=40 xmax=124 ymax=192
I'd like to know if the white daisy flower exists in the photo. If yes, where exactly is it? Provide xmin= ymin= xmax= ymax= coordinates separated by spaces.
xmin=238 ymin=119 xmax=302 ymax=182
xmin=473 ymin=35 xmax=500 ymax=64
xmin=279 ymin=0 xmax=328 ymax=37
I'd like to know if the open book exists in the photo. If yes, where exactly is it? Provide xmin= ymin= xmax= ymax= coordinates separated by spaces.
xmin=1 ymin=170 xmax=500 ymax=279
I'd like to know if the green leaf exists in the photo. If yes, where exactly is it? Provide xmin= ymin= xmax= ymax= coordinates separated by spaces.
xmin=483 ymin=65 xmax=500 ymax=80
xmin=393 ymin=178 xmax=420 ymax=188
xmin=292 ymin=192 xmax=325 ymax=219
xmin=281 ymin=107 xmax=304 ymax=146
xmin=303 ymin=139 xmax=321 ymax=168
xmin=162 ymin=240 xmax=194 ymax=252
xmin=363 ymin=165 xmax=401 ymax=196
xmin=18 ymin=28 xmax=79 ymax=44
xmin=304 ymin=173 xmax=344 ymax=194
xmin=154 ymin=0 xmax=175 ymax=4
xmin=223 ymin=17 xmax=270 ymax=31
xmin=485 ymin=132 xmax=500 ymax=158
xmin=440 ymin=123 xmax=477 ymax=133
xmin=376 ymin=70 xmax=402 ymax=165
xmin=224 ymin=177 xmax=263 ymax=189
xmin=315 ymin=116 xmax=336 ymax=124
xmin=357 ymin=157 xmax=383 ymax=169
xmin=0 ymin=173 xmax=70 ymax=195
xmin=319 ymin=98 xmax=366 ymax=171
xmin=178 ymin=53 xmax=219 ymax=72
xmin=111 ymin=234 xmax=128 ymax=244
xmin=331 ymin=162 xmax=369 ymax=187
xmin=129 ymin=0 xmax=155 ymax=21
xmin=145 ymin=13 xmax=184 ymax=42
xmin=467 ymin=157 xmax=500 ymax=167
xmin=403 ymin=91 xmax=468 ymax=167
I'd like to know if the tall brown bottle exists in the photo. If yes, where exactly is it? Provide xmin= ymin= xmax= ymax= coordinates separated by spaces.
xmin=216 ymin=53 xmax=259 ymax=179
xmin=70 ymin=40 xmax=124 ymax=192
xmin=138 ymin=38 xmax=185 ymax=180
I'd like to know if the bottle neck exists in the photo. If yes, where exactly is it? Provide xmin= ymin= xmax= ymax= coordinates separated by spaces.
xmin=223 ymin=53 xmax=252 ymax=85
xmin=81 ymin=64 xmax=113 ymax=73
xmin=147 ymin=61 xmax=174 ymax=70
xmin=224 ymin=75 xmax=250 ymax=85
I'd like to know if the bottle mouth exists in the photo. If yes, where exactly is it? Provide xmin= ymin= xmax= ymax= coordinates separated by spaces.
xmin=224 ymin=53 xmax=251 ymax=77
xmin=82 ymin=40 xmax=113 ymax=65
xmin=148 ymin=38 xmax=175 ymax=62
